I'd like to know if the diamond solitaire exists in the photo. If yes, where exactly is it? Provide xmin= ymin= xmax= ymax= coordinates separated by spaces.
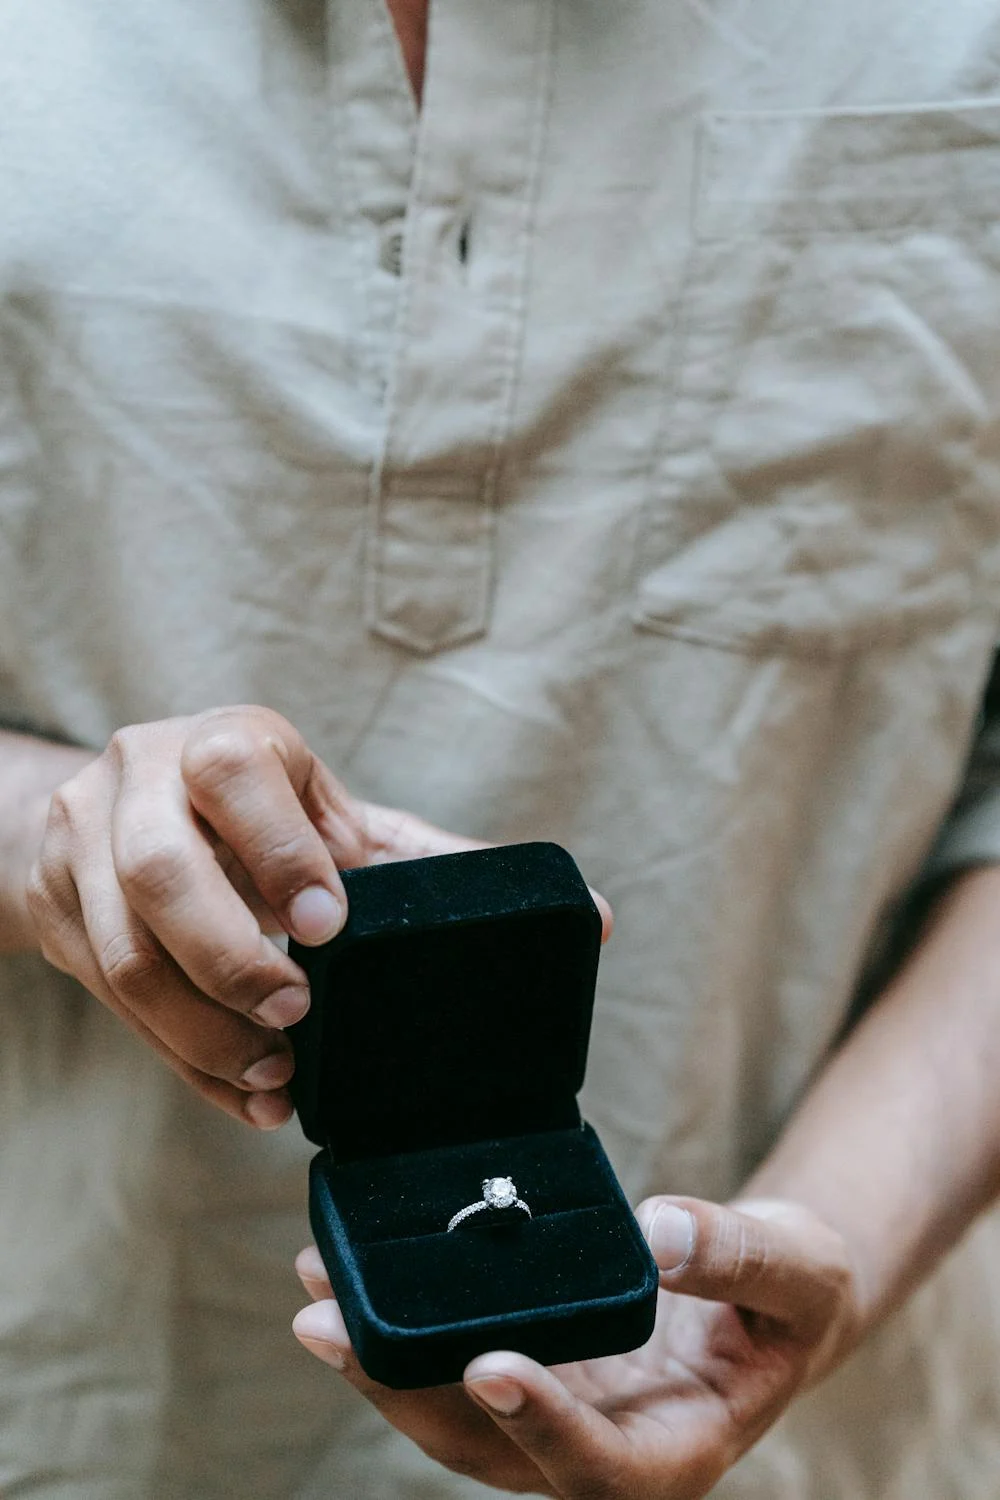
xmin=446 ymin=1175 xmax=533 ymax=1232
xmin=483 ymin=1176 xmax=518 ymax=1208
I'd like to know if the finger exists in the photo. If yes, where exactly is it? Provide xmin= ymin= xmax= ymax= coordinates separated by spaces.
xmin=33 ymin=757 xmax=299 ymax=1106
xmin=636 ymin=1196 xmax=851 ymax=1336
xmin=465 ymin=1352 xmax=631 ymax=1499
xmin=118 ymin=997 xmax=293 ymax=1131
xmin=39 ymin=873 xmax=290 ymax=1128
xmin=359 ymin=805 xmax=615 ymax=942
xmin=295 ymin=1245 xmax=333 ymax=1302
xmin=212 ymin=844 xmax=285 ymax=935
xmin=293 ymin=1297 xmax=351 ymax=1370
xmin=592 ymin=889 xmax=614 ymax=944
xmin=76 ymin=848 xmax=297 ymax=1094
xmin=293 ymin=1300 xmax=527 ymax=1484
xmin=111 ymin=759 xmax=312 ymax=1029
xmin=180 ymin=708 xmax=349 ymax=944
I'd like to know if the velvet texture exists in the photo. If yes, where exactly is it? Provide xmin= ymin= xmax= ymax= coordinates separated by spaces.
xmin=310 ymin=1125 xmax=657 ymax=1388
xmin=290 ymin=844 xmax=658 ymax=1389
xmin=289 ymin=843 xmax=602 ymax=1158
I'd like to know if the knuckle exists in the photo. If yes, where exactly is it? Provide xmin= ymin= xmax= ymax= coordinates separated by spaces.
xmin=26 ymin=860 xmax=70 ymax=931
xmin=25 ymin=861 xmax=56 ymax=922
xmin=183 ymin=1027 xmax=254 ymax=1085
xmin=107 ymin=723 xmax=146 ymax=768
xmin=215 ymin=1046 xmax=259 ymax=1086
xmin=223 ymin=703 xmax=296 ymax=744
xmin=45 ymin=784 xmax=78 ymax=836
xmin=181 ymin=724 xmax=265 ymax=791
xmin=208 ymin=942 xmax=280 ymax=1003
xmin=26 ymin=867 xmax=75 ymax=972
xmin=251 ymin=828 xmax=323 ymax=891
xmin=728 ymin=1217 xmax=769 ymax=1293
xmin=116 ymin=830 xmax=190 ymax=904
xmin=107 ymin=726 xmax=132 ymax=759
xmin=98 ymin=931 xmax=165 ymax=997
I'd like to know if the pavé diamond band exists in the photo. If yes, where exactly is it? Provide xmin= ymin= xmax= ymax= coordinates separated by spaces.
xmin=446 ymin=1176 xmax=532 ymax=1232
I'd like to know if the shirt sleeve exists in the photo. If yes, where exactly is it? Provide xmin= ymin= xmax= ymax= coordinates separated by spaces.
xmin=839 ymin=647 xmax=1000 ymax=1032
xmin=921 ymin=646 xmax=1000 ymax=883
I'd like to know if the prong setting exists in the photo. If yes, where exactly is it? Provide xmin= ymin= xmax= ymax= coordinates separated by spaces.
xmin=483 ymin=1176 xmax=518 ymax=1209
xmin=447 ymin=1174 xmax=533 ymax=1231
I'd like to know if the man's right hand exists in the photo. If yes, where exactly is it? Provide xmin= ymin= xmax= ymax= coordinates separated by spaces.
xmin=22 ymin=705 xmax=488 ymax=1128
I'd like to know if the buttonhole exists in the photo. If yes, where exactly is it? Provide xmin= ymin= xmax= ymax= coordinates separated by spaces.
xmin=379 ymin=222 xmax=405 ymax=277
xmin=457 ymin=218 xmax=471 ymax=267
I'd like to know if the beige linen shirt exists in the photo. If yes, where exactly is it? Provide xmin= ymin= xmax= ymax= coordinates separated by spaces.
xmin=4 ymin=1 xmax=1000 ymax=1495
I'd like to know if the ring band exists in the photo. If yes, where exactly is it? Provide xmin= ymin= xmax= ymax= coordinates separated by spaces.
xmin=447 ymin=1176 xmax=532 ymax=1232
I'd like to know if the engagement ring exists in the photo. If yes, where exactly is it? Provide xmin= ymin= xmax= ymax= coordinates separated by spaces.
xmin=446 ymin=1176 xmax=532 ymax=1232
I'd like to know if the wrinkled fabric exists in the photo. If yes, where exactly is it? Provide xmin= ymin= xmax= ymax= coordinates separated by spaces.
xmin=4 ymin=0 xmax=1000 ymax=1494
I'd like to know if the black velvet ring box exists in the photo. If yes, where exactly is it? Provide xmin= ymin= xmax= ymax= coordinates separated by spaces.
xmin=288 ymin=841 xmax=658 ymax=1389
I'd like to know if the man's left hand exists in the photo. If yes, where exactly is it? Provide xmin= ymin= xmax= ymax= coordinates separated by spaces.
xmin=292 ymin=1196 xmax=860 ymax=1498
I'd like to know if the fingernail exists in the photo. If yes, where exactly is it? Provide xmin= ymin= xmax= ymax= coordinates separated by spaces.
xmin=468 ymin=1377 xmax=526 ymax=1416
xmin=289 ymin=885 xmax=342 ymax=945
xmin=296 ymin=1245 xmax=327 ymax=1282
xmin=253 ymin=985 xmax=309 ymax=1029
xmin=293 ymin=1303 xmax=349 ymax=1370
xmin=648 ymin=1205 xmax=695 ymax=1271
xmin=241 ymin=1051 xmax=294 ymax=1091
xmin=245 ymin=1090 xmax=292 ymax=1130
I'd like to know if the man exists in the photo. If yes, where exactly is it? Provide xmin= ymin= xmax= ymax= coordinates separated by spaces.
xmin=4 ymin=0 xmax=1000 ymax=1495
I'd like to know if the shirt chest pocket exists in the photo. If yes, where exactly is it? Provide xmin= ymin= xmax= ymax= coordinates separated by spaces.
xmin=634 ymin=103 xmax=1000 ymax=658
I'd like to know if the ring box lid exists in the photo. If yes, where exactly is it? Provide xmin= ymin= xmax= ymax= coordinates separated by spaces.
xmin=288 ymin=842 xmax=603 ymax=1163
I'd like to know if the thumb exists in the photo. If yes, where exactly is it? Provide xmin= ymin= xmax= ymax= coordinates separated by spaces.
xmin=353 ymin=804 xmax=615 ymax=943
xmin=635 ymin=1195 xmax=852 ymax=1337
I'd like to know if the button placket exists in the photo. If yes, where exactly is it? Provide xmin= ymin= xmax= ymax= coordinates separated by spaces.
xmin=366 ymin=0 xmax=556 ymax=654
xmin=326 ymin=0 xmax=417 ymax=402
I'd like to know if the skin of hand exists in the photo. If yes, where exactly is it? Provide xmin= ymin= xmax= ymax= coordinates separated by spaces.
xmin=292 ymin=1195 xmax=859 ymax=1499
xmin=290 ymin=865 xmax=1000 ymax=1495
xmin=19 ymin=705 xmax=611 ymax=1130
